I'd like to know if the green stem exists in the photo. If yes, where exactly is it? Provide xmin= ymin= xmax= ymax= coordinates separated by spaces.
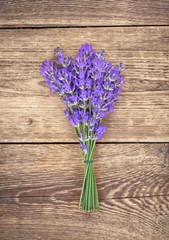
xmin=78 ymin=161 xmax=90 ymax=210
xmin=74 ymin=127 xmax=80 ymax=138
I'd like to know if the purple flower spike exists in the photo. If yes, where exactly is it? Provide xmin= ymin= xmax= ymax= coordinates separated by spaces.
xmin=80 ymin=143 xmax=88 ymax=153
xmin=96 ymin=125 xmax=107 ymax=140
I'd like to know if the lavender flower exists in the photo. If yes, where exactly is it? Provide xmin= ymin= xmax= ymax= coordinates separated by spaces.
xmin=40 ymin=44 xmax=125 ymax=211
xmin=40 ymin=44 xmax=125 ymax=141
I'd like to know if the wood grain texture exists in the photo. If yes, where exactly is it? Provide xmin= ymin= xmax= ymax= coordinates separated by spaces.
xmin=0 ymin=144 xmax=169 ymax=198
xmin=0 ymin=196 xmax=169 ymax=240
xmin=0 ymin=144 xmax=169 ymax=240
xmin=0 ymin=0 xmax=169 ymax=27
xmin=0 ymin=27 xmax=169 ymax=142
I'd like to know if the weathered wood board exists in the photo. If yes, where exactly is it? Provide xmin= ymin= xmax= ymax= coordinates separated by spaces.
xmin=0 ymin=144 xmax=169 ymax=198
xmin=0 ymin=0 xmax=169 ymax=27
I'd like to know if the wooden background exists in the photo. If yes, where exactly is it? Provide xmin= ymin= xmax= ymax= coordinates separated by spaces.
xmin=0 ymin=1 xmax=169 ymax=239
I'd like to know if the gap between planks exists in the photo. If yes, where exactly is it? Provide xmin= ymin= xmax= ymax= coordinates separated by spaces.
xmin=0 ymin=24 xmax=169 ymax=30
xmin=0 ymin=142 xmax=169 ymax=144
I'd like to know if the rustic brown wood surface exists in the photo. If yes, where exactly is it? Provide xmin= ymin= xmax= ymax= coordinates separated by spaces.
xmin=0 ymin=196 xmax=169 ymax=240
xmin=0 ymin=0 xmax=169 ymax=27
xmin=0 ymin=27 xmax=169 ymax=142
xmin=0 ymin=0 xmax=169 ymax=239
xmin=1 ymin=144 xmax=169 ymax=198
xmin=0 ymin=144 xmax=169 ymax=240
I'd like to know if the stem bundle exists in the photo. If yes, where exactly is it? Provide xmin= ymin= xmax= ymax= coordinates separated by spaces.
xmin=78 ymin=140 xmax=99 ymax=211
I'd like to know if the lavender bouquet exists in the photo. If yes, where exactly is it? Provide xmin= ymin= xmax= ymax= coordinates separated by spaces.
xmin=40 ymin=44 xmax=125 ymax=211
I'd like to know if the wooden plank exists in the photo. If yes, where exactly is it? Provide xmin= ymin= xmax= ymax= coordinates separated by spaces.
xmin=0 ymin=0 xmax=169 ymax=27
xmin=0 ymin=144 xmax=169 ymax=240
xmin=0 ymin=144 xmax=169 ymax=198
xmin=0 ymin=196 xmax=169 ymax=240
xmin=0 ymin=27 xmax=169 ymax=142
